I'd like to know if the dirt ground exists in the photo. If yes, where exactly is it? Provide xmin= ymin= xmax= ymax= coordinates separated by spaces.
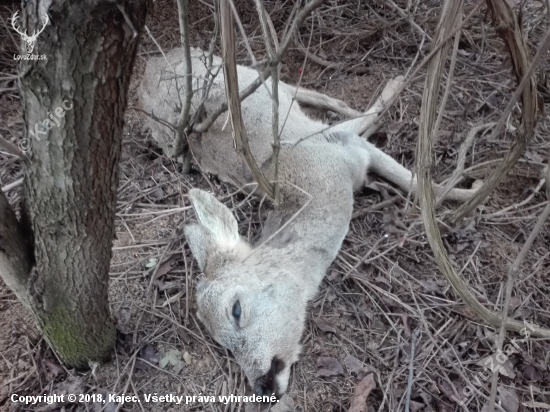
xmin=1 ymin=1 xmax=550 ymax=411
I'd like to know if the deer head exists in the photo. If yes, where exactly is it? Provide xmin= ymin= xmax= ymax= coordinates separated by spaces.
xmin=185 ymin=189 xmax=320 ymax=398
xmin=11 ymin=11 xmax=49 ymax=55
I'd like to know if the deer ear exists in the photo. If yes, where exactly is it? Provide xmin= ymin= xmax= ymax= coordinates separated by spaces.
xmin=185 ymin=189 xmax=244 ymax=271
xmin=188 ymin=189 xmax=239 ymax=245
xmin=184 ymin=224 xmax=212 ymax=272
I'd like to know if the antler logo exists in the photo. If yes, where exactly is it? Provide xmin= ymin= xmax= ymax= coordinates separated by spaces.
xmin=11 ymin=11 xmax=49 ymax=55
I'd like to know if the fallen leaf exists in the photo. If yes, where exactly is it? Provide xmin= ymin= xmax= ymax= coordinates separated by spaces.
xmin=313 ymin=317 xmax=338 ymax=334
xmin=525 ymin=151 xmax=544 ymax=163
xmin=348 ymin=373 xmax=376 ymax=412
xmin=115 ymin=308 xmax=130 ymax=324
xmin=343 ymin=354 xmax=364 ymax=375
xmin=482 ymin=387 xmax=519 ymax=412
xmin=316 ymin=357 xmax=344 ymax=377
xmin=438 ymin=380 xmax=465 ymax=404
xmin=159 ymin=348 xmax=181 ymax=368
xmin=498 ymin=386 xmax=519 ymax=412
xmin=419 ymin=280 xmax=441 ymax=294
xmin=135 ymin=344 xmax=159 ymax=370
xmin=145 ymin=258 xmax=158 ymax=268
xmin=172 ymin=360 xmax=185 ymax=374
xmin=177 ymin=327 xmax=193 ymax=345
xmin=183 ymin=351 xmax=192 ymax=365
xmin=520 ymin=363 xmax=543 ymax=382
xmin=43 ymin=360 xmax=64 ymax=379
xmin=154 ymin=256 xmax=178 ymax=278
xmin=36 ymin=376 xmax=85 ymax=411
xmin=409 ymin=400 xmax=424 ymax=412
xmin=508 ymin=296 xmax=522 ymax=312
xmin=96 ymin=393 xmax=118 ymax=412
xmin=155 ymin=280 xmax=183 ymax=292
xmin=149 ymin=187 xmax=164 ymax=201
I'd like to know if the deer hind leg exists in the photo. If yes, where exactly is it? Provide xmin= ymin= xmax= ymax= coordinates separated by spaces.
xmin=328 ymin=76 xmax=405 ymax=138
xmin=325 ymin=132 xmax=483 ymax=203
xmin=279 ymin=76 xmax=404 ymax=138
xmin=279 ymin=82 xmax=362 ymax=119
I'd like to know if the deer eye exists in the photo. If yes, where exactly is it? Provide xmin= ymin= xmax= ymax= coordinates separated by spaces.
xmin=232 ymin=300 xmax=241 ymax=322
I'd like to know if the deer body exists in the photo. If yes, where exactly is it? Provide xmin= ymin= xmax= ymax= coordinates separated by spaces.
xmin=139 ymin=48 xmax=480 ymax=397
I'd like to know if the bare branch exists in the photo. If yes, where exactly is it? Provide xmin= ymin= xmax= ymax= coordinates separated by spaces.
xmin=219 ymin=0 xmax=275 ymax=199
xmin=253 ymin=0 xmax=275 ymax=57
xmin=173 ymin=0 xmax=194 ymax=158
xmin=194 ymin=0 xmax=325 ymax=133
xmin=254 ymin=0 xmax=281 ymax=205
xmin=1 ymin=178 xmax=24 ymax=193
xmin=271 ymin=63 xmax=281 ymax=206
xmin=190 ymin=4 xmax=221 ymax=128
xmin=0 ymin=135 xmax=25 ymax=159
xmin=294 ymin=33 xmax=369 ymax=74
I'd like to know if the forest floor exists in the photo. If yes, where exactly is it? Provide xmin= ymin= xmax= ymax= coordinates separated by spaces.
xmin=1 ymin=1 xmax=550 ymax=411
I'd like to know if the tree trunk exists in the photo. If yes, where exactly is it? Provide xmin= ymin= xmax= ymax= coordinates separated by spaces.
xmin=2 ymin=0 xmax=148 ymax=369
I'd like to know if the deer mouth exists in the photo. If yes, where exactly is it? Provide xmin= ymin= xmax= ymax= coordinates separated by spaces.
xmin=253 ymin=356 xmax=286 ymax=399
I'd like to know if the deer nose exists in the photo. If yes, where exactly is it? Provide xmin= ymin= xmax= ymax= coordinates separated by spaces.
xmin=253 ymin=380 xmax=281 ymax=400
xmin=253 ymin=356 xmax=285 ymax=398
xmin=253 ymin=381 xmax=271 ymax=397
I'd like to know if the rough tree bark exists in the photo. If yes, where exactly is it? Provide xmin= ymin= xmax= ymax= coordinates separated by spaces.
xmin=0 ymin=0 xmax=149 ymax=369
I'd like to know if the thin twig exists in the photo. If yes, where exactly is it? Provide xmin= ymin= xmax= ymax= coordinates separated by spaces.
xmin=1 ymin=178 xmax=24 ymax=193
xmin=437 ymin=123 xmax=496 ymax=205
xmin=243 ymin=181 xmax=312 ymax=262
xmin=193 ymin=0 xmax=325 ymax=133
xmin=173 ymin=0 xmax=193 ymax=158
xmin=0 ymin=135 xmax=25 ymax=159
xmin=192 ymin=3 xmax=219 ymax=126
xmin=404 ymin=328 xmax=421 ymax=412
xmin=449 ymin=25 xmax=550 ymax=225
xmin=229 ymin=0 xmax=272 ymax=100
xmin=488 ymin=160 xmax=550 ymax=412
xmin=380 ymin=0 xmax=432 ymax=41
xmin=293 ymin=35 xmax=369 ymax=74
xmin=144 ymin=25 xmax=177 ymax=76
xmin=292 ymin=2 xmax=482 ymax=144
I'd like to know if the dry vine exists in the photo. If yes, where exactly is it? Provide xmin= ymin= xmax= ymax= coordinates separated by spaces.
xmin=448 ymin=0 xmax=549 ymax=225
xmin=415 ymin=0 xmax=550 ymax=340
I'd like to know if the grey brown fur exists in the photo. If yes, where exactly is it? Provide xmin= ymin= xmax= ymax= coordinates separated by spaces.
xmin=139 ymin=48 xmax=481 ymax=397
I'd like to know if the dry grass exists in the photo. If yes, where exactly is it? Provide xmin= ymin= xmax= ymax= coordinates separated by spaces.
xmin=1 ymin=1 xmax=550 ymax=411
